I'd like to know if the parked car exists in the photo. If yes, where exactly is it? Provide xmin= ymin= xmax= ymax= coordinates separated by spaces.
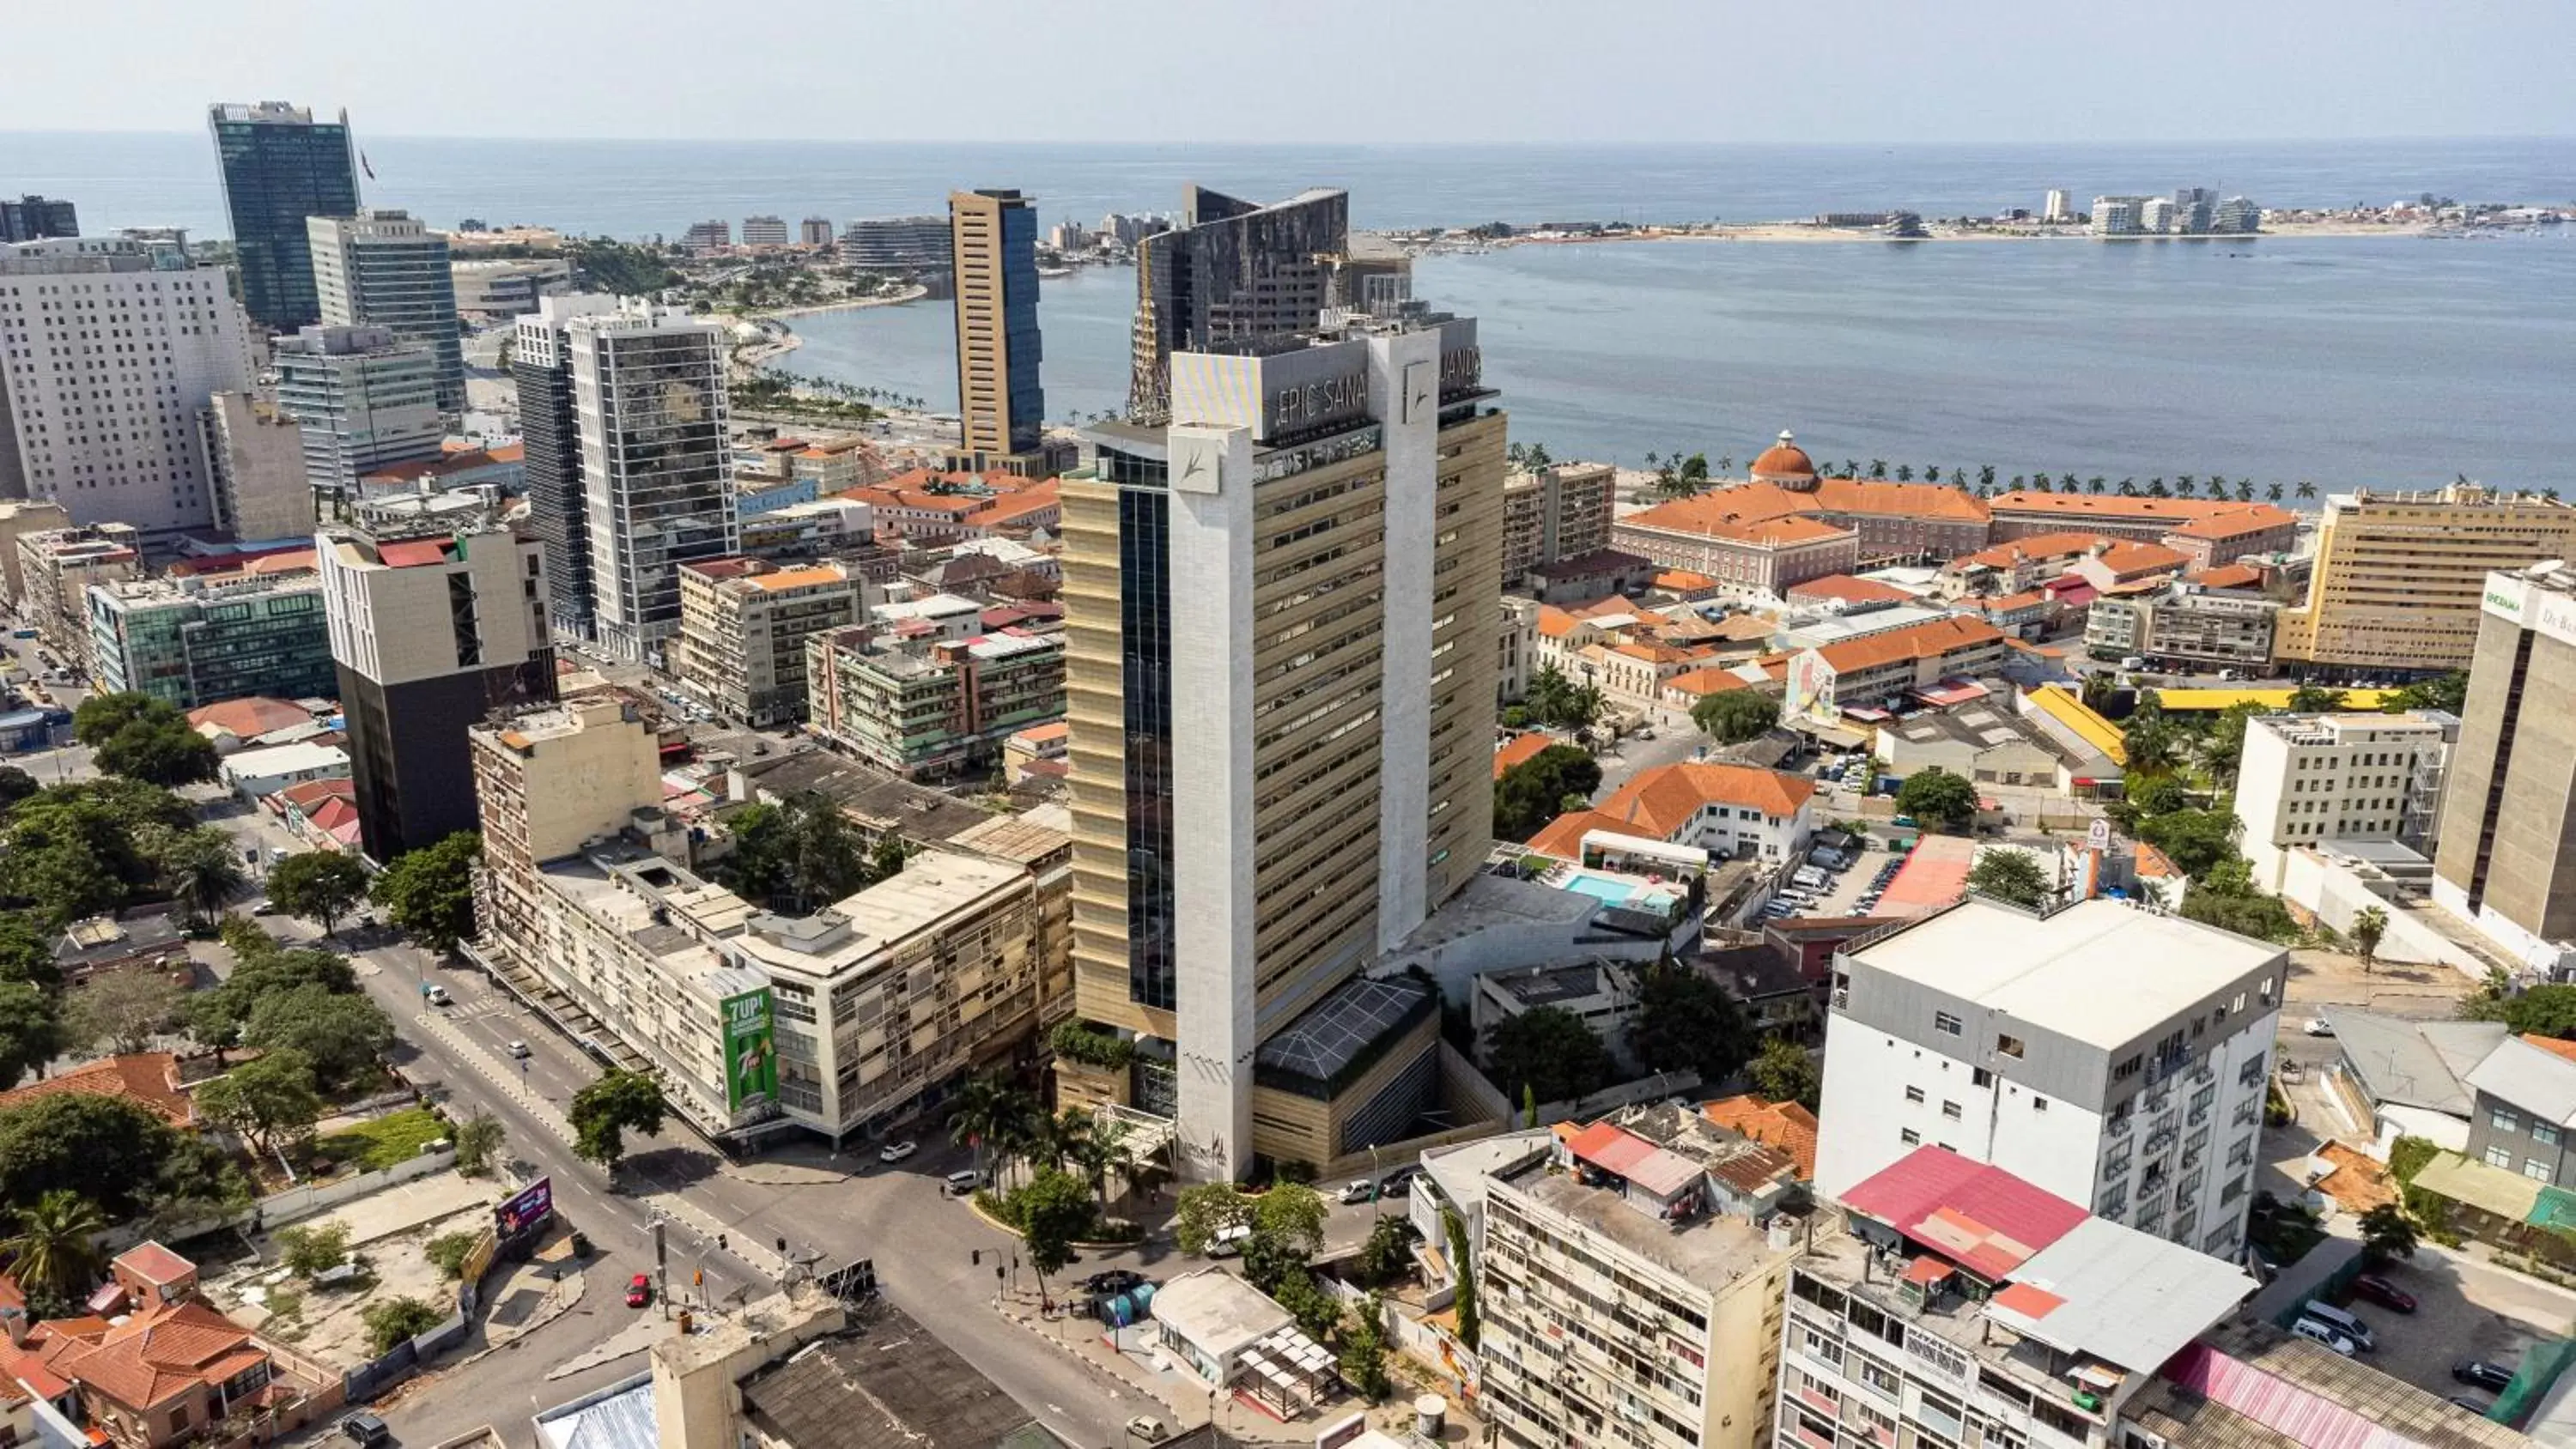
xmin=945 ymin=1169 xmax=981 ymax=1197
xmin=2303 ymin=1016 xmax=2336 ymax=1037
xmin=2349 ymin=1275 xmax=2417 ymax=1313
xmin=1127 ymin=1418 xmax=1168 ymax=1442
xmin=1082 ymin=1270 xmax=1147 ymax=1296
xmin=1206 ymin=1223 xmax=1253 ymax=1257
xmin=626 ymin=1273 xmax=652 ymax=1308
xmin=340 ymin=1413 xmax=392 ymax=1446
xmin=878 ymin=1140 xmax=919 ymax=1164
xmin=2454 ymin=1361 xmax=2515 ymax=1393
xmin=1340 ymin=1179 xmax=1377 ymax=1204
xmin=2291 ymin=1319 xmax=2359 ymax=1355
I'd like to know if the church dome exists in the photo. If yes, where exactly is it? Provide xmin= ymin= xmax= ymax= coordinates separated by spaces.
xmin=1750 ymin=430 xmax=1820 ymax=490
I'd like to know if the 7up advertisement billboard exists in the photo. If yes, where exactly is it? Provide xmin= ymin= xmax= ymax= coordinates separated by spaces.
xmin=723 ymin=987 xmax=779 ymax=1113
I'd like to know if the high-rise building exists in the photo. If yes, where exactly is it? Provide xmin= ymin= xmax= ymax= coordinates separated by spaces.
xmin=2275 ymin=482 xmax=2576 ymax=672
xmin=2172 ymin=185 xmax=2218 ymax=234
xmin=672 ymin=557 xmax=864 ymax=725
xmin=319 ymin=515 xmax=555 ymax=860
xmin=207 ymin=102 xmax=361 ymax=331
xmin=805 ymin=615 xmax=1066 ymax=779
xmin=2215 ymin=195 xmax=2262 ymax=233
xmin=2435 ymin=562 xmax=2576 ymax=973
xmin=0 ymin=195 xmax=78 ymax=243
xmin=836 ymin=216 xmax=951 ymax=271
xmin=271 ymin=324 xmax=444 ymax=509
xmin=308 ymin=209 xmax=467 ymax=411
xmin=1064 ymin=300 xmax=1505 ymax=1179
xmin=2089 ymin=196 xmax=2145 ymax=235
xmin=799 ymin=217 xmax=835 ymax=247
xmin=87 ymin=569 xmax=337 ymax=709
xmin=1814 ymin=896 xmax=2286 ymax=1260
xmin=197 ymin=391 xmax=316 ymax=543
xmin=2041 ymin=188 xmax=2071 ymax=223
xmin=0 ymin=238 xmax=252 ymax=536
xmin=1498 ymin=461 xmax=1618 ymax=587
xmin=2139 ymin=196 xmax=2177 ymax=234
xmin=948 ymin=189 xmax=1046 ymax=474
xmin=681 ymin=220 xmax=731 ymax=254
xmin=567 ymin=300 xmax=737 ymax=665
xmin=511 ymin=294 xmax=623 ymax=640
xmin=740 ymin=215 xmax=789 ymax=247
xmin=1125 ymin=186 xmax=1348 ymax=424
xmin=2233 ymin=711 xmax=2455 ymax=891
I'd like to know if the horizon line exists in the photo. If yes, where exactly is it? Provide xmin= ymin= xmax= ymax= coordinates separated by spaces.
xmin=6 ymin=127 xmax=2573 ymax=149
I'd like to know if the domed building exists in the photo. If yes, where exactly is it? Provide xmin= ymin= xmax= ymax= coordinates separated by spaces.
xmin=1749 ymin=430 xmax=1820 ymax=491
xmin=1613 ymin=427 xmax=1994 ymax=583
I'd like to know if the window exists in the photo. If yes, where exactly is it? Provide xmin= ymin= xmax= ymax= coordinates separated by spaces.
xmin=1996 ymin=1034 xmax=2024 ymax=1058
xmin=2033 ymin=1096 xmax=2049 ymax=1112
xmin=1905 ymin=1086 xmax=1925 ymax=1104
xmin=1972 ymin=1067 xmax=1992 ymax=1088
xmin=1900 ymin=1128 xmax=1920 ymax=1145
xmin=2492 ymin=1106 xmax=2522 ymax=1132
xmin=1941 ymin=1100 xmax=1963 ymax=1120
xmin=2487 ymin=1145 xmax=2515 ymax=1170
xmin=2530 ymin=1160 xmax=2556 ymax=1184
xmin=2538 ymin=1123 xmax=2562 ymax=1148
xmin=1935 ymin=1010 xmax=1963 ymax=1036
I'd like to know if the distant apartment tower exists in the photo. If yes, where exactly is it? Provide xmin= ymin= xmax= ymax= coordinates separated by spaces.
xmin=308 ymin=209 xmax=467 ymax=410
xmin=805 ymin=615 xmax=1066 ymax=779
xmin=207 ymin=102 xmax=361 ymax=330
xmin=1065 ymin=300 xmax=1506 ymax=1179
xmin=271 ymin=324 xmax=444 ymax=509
xmin=2041 ymin=188 xmax=2071 ymax=223
xmin=319 ymin=517 xmax=555 ymax=859
xmin=510 ymin=294 xmax=623 ymax=640
xmin=0 ymin=500 xmax=73 ymax=608
xmin=2139 ymin=197 xmax=2177 ymax=234
xmin=949 ymin=189 xmax=1047 ymax=474
xmin=1125 ymin=186 xmax=1349 ymax=423
xmin=2215 ymin=196 xmax=2261 ymax=233
xmin=740 ymin=215 xmax=789 ymax=248
xmin=1814 ymin=896 xmax=2287 ymax=1259
xmin=2172 ymin=185 xmax=2218 ymax=234
xmin=2233 ymin=711 xmax=2455 ymax=891
xmin=2435 ymin=563 xmax=2576 ymax=973
xmin=1499 ymin=461 xmax=1619 ymax=587
xmin=681 ymin=220 xmax=730 ymax=254
xmin=198 ymin=392 xmax=317 ymax=542
xmin=672 ymin=557 xmax=863 ymax=725
xmin=798 ymin=216 xmax=834 ymax=247
xmin=2089 ymin=196 xmax=2145 ymax=235
xmin=88 ymin=571 xmax=337 ymax=709
xmin=0 ymin=195 xmax=78 ymax=243
xmin=567 ymin=300 xmax=738 ymax=665
xmin=0 ymin=237 xmax=252 ymax=535
xmin=2275 ymin=482 xmax=2576 ymax=671
xmin=837 ymin=216 xmax=951 ymax=270
xmin=16 ymin=524 xmax=142 ymax=668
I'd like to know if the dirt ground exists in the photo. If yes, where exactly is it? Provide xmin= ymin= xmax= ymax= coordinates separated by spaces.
xmin=210 ymin=1207 xmax=487 ymax=1371
xmin=2285 ymin=947 xmax=2481 ymax=1016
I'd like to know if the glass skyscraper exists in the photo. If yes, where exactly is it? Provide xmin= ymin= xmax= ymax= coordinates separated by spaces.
xmin=949 ymin=189 xmax=1047 ymax=472
xmin=209 ymin=102 xmax=361 ymax=330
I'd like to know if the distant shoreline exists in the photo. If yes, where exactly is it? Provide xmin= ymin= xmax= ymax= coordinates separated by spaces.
xmin=1437 ymin=218 xmax=2458 ymax=251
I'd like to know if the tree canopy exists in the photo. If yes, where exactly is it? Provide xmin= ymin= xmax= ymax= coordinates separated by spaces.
xmin=2136 ymin=809 xmax=2241 ymax=881
xmin=1015 ymin=1167 xmax=1095 ymax=1284
xmin=266 ymin=852 xmax=371 ymax=935
xmin=371 ymin=832 xmax=482 ymax=954
xmin=188 ymin=919 xmax=360 ymax=1046
xmin=1965 ymin=850 xmax=2050 ymax=909
xmin=1893 ymin=768 xmax=1978 ymax=832
xmin=74 ymin=694 xmax=220 ymax=787
xmin=1522 ymin=665 xmax=1606 ymax=733
xmin=63 ymin=967 xmax=182 ymax=1056
xmin=1492 ymin=744 xmax=1603 ymax=840
xmin=1627 ymin=961 xmax=1751 ymax=1086
xmin=1747 ymin=1037 xmax=1821 ymax=1110
xmin=193 ymin=1048 xmax=323 ymax=1158
xmin=715 ymin=792 xmax=904 ymax=914
xmin=1692 ymin=691 xmax=1779 ymax=745
xmin=0 ymin=980 xmax=65 ymax=1089
xmin=2285 ymin=683 xmax=2349 ymax=713
xmin=569 ymin=1067 xmax=667 ymax=1172
xmin=0 ymin=1091 xmax=238 ymax=1219
xmin=2464 ymin=984 xmax=2576 ymax=1038
xmin=1484 ymin=1005 xmax=1616 ymax=1107
xmin=242 ymin=985 xmax=394 ymax=1091
xmin=0 ymin=779 xmax=198 ymax=925
xmin=2383 ymin=672 xmax=2468 ymax=716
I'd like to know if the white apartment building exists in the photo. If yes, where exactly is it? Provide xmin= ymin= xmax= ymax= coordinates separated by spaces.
xmin=2043 ymin=188 xmax=2071 ymax=222
xmin=2139 ymin=197 xmax=2177 ymax=234
xmin=0 ymin=238 xmax=252 ymax=535
xmin=568 ymin=300 xmax=738 ymax=665
xmin=2233 ymin=712 xmax=2454 ymax=892
xmin=740 ymin=215 xmax=790 ymax=248
xmin=2089 ymin=197 xmax=2144 ymax=236
xmin=274 ymin=324 xmax=445 ymax=506
xmin=308 ymin=209 xmax=466 ymax=411
xmin=198 ymin=391 xmax=315 ymax=542
xmin=1815 ymin=897 xmax=2287 ymax=1261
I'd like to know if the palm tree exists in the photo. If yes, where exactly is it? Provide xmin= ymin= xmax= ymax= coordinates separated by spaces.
xmin=2117 ymin=478 xmax=2138 ymax=496
xmin=2177 ymin=475 xmax=2197 ymax=497
xmin=1978 ymin=465 xmax=1997 ymax=488
xmin=1895 ymin=464 xmax=1912 ymax=482
xmin=2294 ymin=481 xmax=2318 ymax=500
xmin=3 ymin=1191 xmax=106 ymax=1305
xmin=946 ymin=1073 xmax=1021 ymax=1185
xmin=2353 ymin=906 xmax=2390 ymax=973
xmin=1868 ymin=459 xmax=1887 ymax=479
xmin=1643 ymin=452 xmax=1661 ymax=472
xmin=1716 ymin=457 xmax=1735 ymax=475
xmin=1840 ymin=460 xmax=1859 ymax=479
xmin=2235 ymin=480 xmax=2256 ymax=502
xmin=2059 ymin=473 xmax=2078 ymax=492
xmin=163 ymin=828 xmax=247 ymax=927
xmin=2088 ymin=476 xmax=2106 ymax=494
xmin=2267 ymin=482 xmax=2286 ymax=502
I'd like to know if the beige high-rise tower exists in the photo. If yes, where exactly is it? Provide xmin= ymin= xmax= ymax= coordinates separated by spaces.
xmin=2275 ymin=482 xmax=2576 ymax=672
xmin=1062 ymin=300 xmax=1504 ymax=1180
xmin=948 ymin=189 xmax=1047 ymax=475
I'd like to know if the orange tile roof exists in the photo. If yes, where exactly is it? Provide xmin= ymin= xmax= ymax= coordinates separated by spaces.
xmin=1953 ymin=531 xmax=2113 ymax=571
xmin=1494 ymin=733 xmax=1556 ymax=779
xmin=2188 ymin=562 xmax=2264 ymax=591
xmin=1702 ymin=1095 xmax=1820 ymax=1180
xmin=1987 ymin=491 xmax=2270 ymax=524
xmin=2091 ymin=540 xmax=2191 ymax=576
xmin=1807 ymin=476 xmax=1991 ymax=524
xmin=1663 ymin=667 xmax=1751 ymax=698
xmin=2521 ymin=1034 xmax=2576 ymax=1064
xmin=244 ymin=549 xmax=319 ymax=577
xmin=1959 ymin=590 xmax=2048 ymax=614
xmin=1534 ymin=605 xmax=1585 ymax=640
xmin=1786 ymin=573 xmax=1914 ymax=605
xmin=1612 ymin=640 xmax=1704 ymax=665
xmin=112 ymin=1243 xmax=195 ymax=1288
xmin=1525 ymin=808 xmax=1638 ymax=859
xmin=1654 ymin=569 xmax=1721 ymax=591
xmin=2167 ymin=505 xmax=2294 ymax=540
xmin=187 ymin=697 xmax=312 ymax=738
xmin=744 ymin=565 xmax=851 ymax=592
xmin=1589 ymin=761 xmax=1817 ymax=840
xmin=1011 ymin=721 xmax=1069 ymax=744
xmin=2133 ymin=842 xmax=2184 ymax=879
xmin=1812 ymin=615 xmax=2006 ymax=675
xmin=44 ymin=1299 xmax=266 ymax=1412
xmin=0 ymin=1053 xmax=191 ymax=1129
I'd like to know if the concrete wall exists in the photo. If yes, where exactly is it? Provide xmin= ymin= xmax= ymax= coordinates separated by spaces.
xmin=2278 ymin=850 xmax=2490 ymax=979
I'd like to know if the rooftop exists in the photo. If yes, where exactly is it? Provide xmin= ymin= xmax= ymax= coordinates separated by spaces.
xmin=1811 ymin=615 xmax=2007 ymax=675
xmin=1479 ymin=959 xmax=1629 ymax=1010
xmin=1149 ymin=1270 xmax=1293 ymax=1361
xmin=1700 ymin=1095 xmax=1820 ymax=1180
xmin=1847 ymin=897 xmax=2284 ymax=1049
xmin=0 ymin=1052 xmax=191 ymax=1128
xmin=1787 ymin=573 xmax=1918 ymax=606
xmin=2145 ymin=1317 xmax=2528 ymax=1449
xmin=2318 ymin=1009 xmax=2501 ymax=1118
xmin=739 ymin=1300 xmax=1046 ymax=1449
xmin=1514 ymin=1158 xmax=1795 ymax=1287
xmin=2465 ymin=1034 xmax=2576 ymax=1128
xmin=1255 ymin=974 xmax=1435 ymax=1088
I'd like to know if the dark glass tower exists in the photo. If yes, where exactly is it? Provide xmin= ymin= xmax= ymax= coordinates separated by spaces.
xmin=208 ymin=102 xmax=361 ymax=331
xmin=1125 ymin=185 xmax=1348 ymax=424
xmin=0 ymin=195 xmax=78 ymax=243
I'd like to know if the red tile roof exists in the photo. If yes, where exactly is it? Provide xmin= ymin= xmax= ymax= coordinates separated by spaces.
xmin=0 ymin=1053 xmax=191 ymax=1129
xmin=1838 ymin=1146 xmax=2087 ymax=1281
xmin=1564 ymin=1122 xmax=1702 ymax=1197
xmin=2089 ymin=540 xmax=2191 ymax=577
xmin=187 ymin=697 xmax=312 ymax=739
xmin=1587 ymin=761 xmax=1817 ymax=839
xmin=1700 ymin=1095 xmax=1819 ymax=1180
xmin=1494 ymin=733 xmax=1556 ymax=779
xmin=1662 ymin=667 xmax=1751 ymax=699
xmin=112 ymin=1243 xmax=195 ymax=1288
xmin=1953 ymin=532 xmax=2114 ymax=572
xmin=2166 ymin=505 xmax=2294 ymax=540
xmin=2187 ymin=563 xmax=2264 ymax=591
xmin=374 ymin=539 xmax=453 ymax=568
xmin=41 ymin=1299 xmax=264 ymax=1412
xmin=1812 ymin=615 xmax=2006 ymax=675
xmin=1786 ymin=574 xmax=1914 ymax=606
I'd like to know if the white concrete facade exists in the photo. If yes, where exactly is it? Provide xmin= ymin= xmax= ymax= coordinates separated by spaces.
xmin=2234 ymin=712 xmax=2451 ymax=892
xmin=1370 ymin=324 xmax=1439 ymax=949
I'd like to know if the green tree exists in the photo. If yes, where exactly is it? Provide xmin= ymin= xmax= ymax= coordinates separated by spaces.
xmin=370 ymin=831 xmax=483 ymax=954
xmin=2464 ymin=984 xmax=2576 ymax=1037
xmin=565 ymin=238 xmax=681 ymax=295
xmin=1443 ymin=1206 xmax=1479 ymax=1350
xmin=0 ymin=912 xmax=57 ymax=990
xmin=1174 ymin=1182 xmax=1253 ymax=1255
xmin=946 ymin=1071 xmax=1037 ymax=1185
xmin=2357 ymin=1203 xmax=2419 ymax=1265
xmin=155 ymin=826 xmax=247 ymax=926
xmin=1354 ymin=1216 xmax=1417 ymax=1286
xmin=75 ymin=694 xmax=219 ymax=786
xmin=362 ymin=1296 xmax=444 ymax=1354
xmin=2200 ymin=701 xmax=2269 ymax=785
xmin=1493 ymin=744 xmax=1604 ymax=840
xmin=0 ymin=767 xmax=37 ymax=813
xmin=1340 ymin=1294 xmax=1394 ymax=1402
xmin=276 ymin=1221 xmax=353 ymax=1276
xmin=1627 ymin=961 xmax=1751 ymax=1085
xmin=2286 ymin=683 xmax=2348 ymax=713
xmin=2384 ymin=671 xmax=2469 ymax=715
xmin=1253 ymin=1182 xmax=1329 ymax=1258
xmin=453 ymin=1111 xmax=505 ymax=1177
xmin=1692 ymin=691 xmax=1780 ymax=745
xmin=2136 ymin=809 xmax=2241 ymax=880
xmin=1965 ymin=850 xmax=2050 ymax=909
xmin=0 ymin=1092 xmax=216 ymax=1217
xmin=1 ymin=1191 xmax=106 ymax=1301
xmin=193 ymin=1048 xmax=324 ymax=1158
xmin=423 ymin=1230 xmax=479 ymax=1280
xmin=569 ymin=1068 xmax=667 ymax=1173
xmin=1893 ymin=767 xmax=1978 ymax=832
xmin=64 ymin=967 xmax=184 ymax=1056
xmin=188 ymin=925 xmax=357 ymax=1045
xmin=1014 ymin=1167 xmax=1096 ymax=1301
xmin=2351 ymin=906 xmax=2390 ymax=972
xmin=715 ymin=791 xmax=881 ymax=913
xmin=243 ymin=985 xmax=393 ymax=1090
xmin=1483 ymin=1005 xmax=1615 ymax=1106
xmin=0 ymin=980 xmax=64 ymax=1089
xmin=266 ymin=852 xmax=370 ymax=936
xmin=1747 ymin=1037 xmax=1821 ymax=1110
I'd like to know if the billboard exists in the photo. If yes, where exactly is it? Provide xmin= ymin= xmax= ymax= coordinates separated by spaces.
xmin=723 ymin=987 xmax=779 ymax=1113
xmin=495 ymin=1177 xmax=553 ymax=1236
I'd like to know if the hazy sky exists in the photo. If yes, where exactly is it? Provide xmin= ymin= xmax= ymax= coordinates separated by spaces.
xmin=6 ymin=0 xmax=2571 ymax=144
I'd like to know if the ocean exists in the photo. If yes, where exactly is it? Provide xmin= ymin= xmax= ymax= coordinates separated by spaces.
xmin=9 ymin=131 xmax=2574 ymax=486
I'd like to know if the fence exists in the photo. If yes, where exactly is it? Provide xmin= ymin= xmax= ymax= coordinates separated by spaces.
xmin=96 ymin=1146 xmax=462 ymax=1254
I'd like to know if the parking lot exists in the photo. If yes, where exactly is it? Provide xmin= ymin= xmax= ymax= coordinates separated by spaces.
xmin=2308 ymin=1249 xmax=2576 ymax=1410
xmin=1759 ymin=832 xmax=1907 ymax=925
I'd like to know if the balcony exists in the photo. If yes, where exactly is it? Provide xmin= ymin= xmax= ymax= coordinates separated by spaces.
xmin=2143 ymin=1126 xmax=2178 ymax=1157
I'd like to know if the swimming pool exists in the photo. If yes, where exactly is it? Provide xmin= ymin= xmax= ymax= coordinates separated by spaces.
xmin=1563 ymin=870 xmax=1679 ymax=911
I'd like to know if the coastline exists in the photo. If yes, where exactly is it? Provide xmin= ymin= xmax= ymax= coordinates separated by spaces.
xmin=715 ymin=282 xmax=931 ymax=371
xmin=1451 ymin=219 xmax=2447 ymax=251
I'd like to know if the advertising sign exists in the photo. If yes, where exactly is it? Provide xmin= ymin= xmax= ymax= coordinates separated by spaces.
xmin=495 ymin=1177 xmax=553 ymax=1236
xmin=723 ymin=987 xmax=779 ymax=1113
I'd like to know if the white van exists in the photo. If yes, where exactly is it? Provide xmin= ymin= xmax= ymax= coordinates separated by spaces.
xmin=2291 ymin=1318 xmax=2359 ymax=1355
xmin=1207 ymin=1223 xmax=1253 ymax=1258
xmin=2300 ymin=1301 xmax=2373 ymax=1351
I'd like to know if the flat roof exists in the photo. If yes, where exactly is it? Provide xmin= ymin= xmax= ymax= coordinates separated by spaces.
xmin=1850 ymin=898 xmax=2282 ymax=1049
xmin=1255 ymin=975 xmax=1433 ymax=1085
xmin=829 ymin=849 xmax=1023 ymax=943
xmin=1516 ymin=1168 xmax=1793 ymax=1286
xmin=1150 ymin=1270 xmax=1291 ymax=1361
xmin=739 ymin=1300 xmax=1044 ymax=1449
xmin=1983 ymin=1216 xmax=2257 ymax=1374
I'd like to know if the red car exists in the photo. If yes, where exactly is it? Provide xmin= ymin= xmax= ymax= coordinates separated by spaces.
xmin=2350 ymin=1274 xmax=2417 ymax=1313
xmin=625 ymin=1273 xmax=652 ymax=1308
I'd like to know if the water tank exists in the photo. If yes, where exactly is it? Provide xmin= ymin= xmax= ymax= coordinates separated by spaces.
xmin=1414 ymin=1395 xmax=1447 ymax=1439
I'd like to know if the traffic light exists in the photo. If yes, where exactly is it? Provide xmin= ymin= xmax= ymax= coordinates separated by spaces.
xmin=717 ymin=1234 xmax=727 ymax=1252
xmin=972 ymin=1249 xmax=983 ymax=1266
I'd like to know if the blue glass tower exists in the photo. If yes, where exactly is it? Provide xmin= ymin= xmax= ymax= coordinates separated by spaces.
xmin=209 ymin=102 xmax=361 ymax=330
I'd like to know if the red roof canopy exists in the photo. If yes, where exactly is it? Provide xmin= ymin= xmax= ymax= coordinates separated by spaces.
xmin=1838 ymin=1146 xmax=2087 ymax=1281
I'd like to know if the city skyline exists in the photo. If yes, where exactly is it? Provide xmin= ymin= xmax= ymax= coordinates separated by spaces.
xmin=4 ymin=0 xmax=2572 ymax=145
